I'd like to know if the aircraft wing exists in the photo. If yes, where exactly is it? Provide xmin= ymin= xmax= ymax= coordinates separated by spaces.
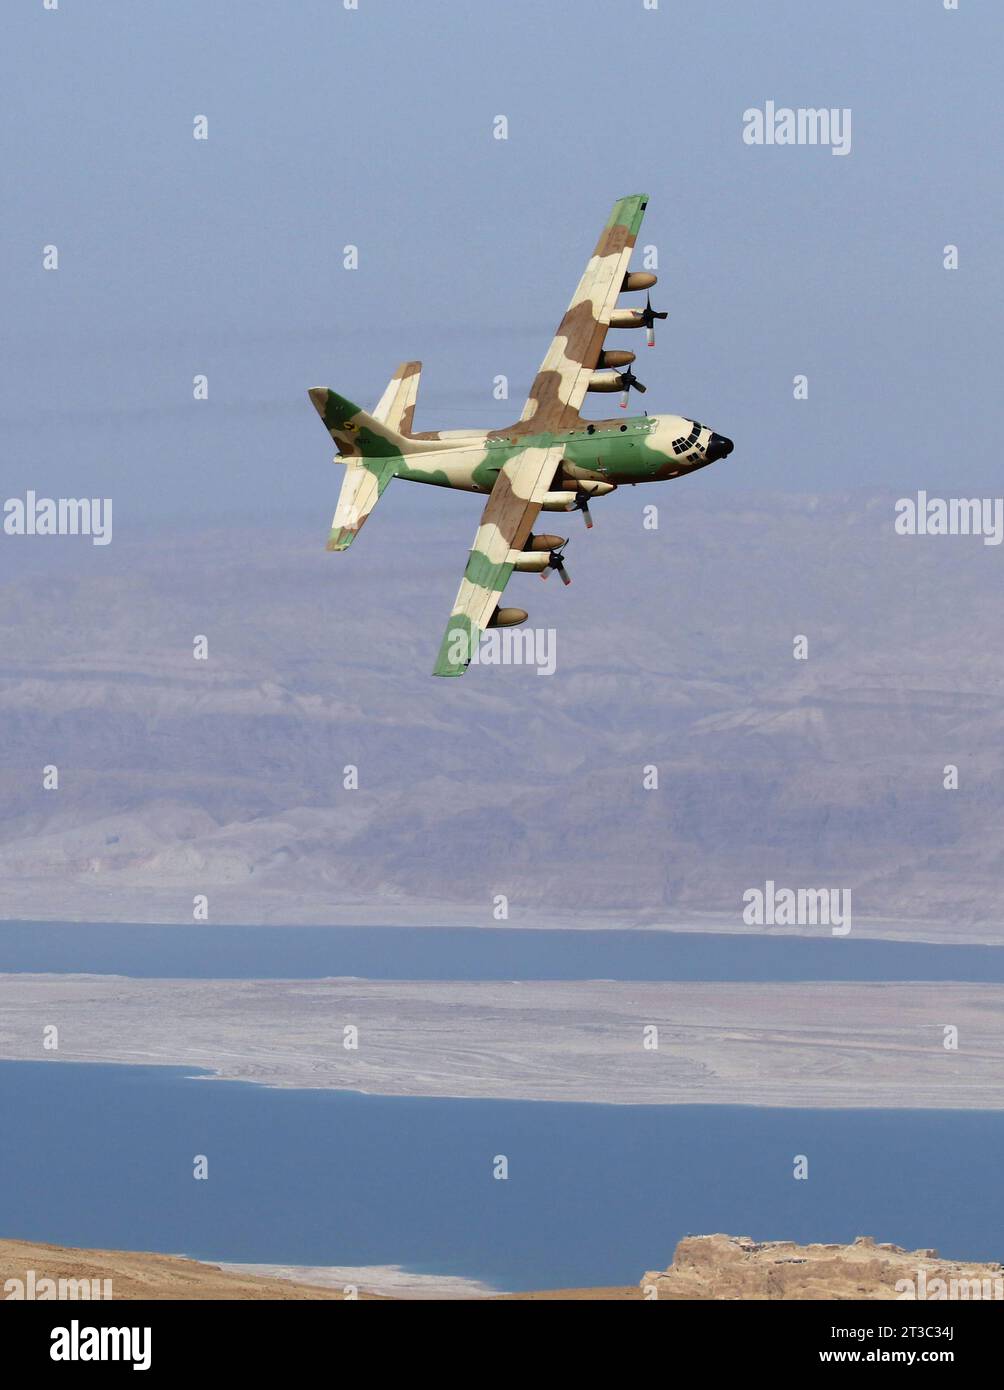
xmin=516 ymin=193 xmax=649 ymax=434
xmin=432 ymin=443 xmax=564 ymax=676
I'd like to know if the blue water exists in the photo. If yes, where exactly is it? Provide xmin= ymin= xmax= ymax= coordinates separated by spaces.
xmin=2 ymin=921 xmax=1003 ymax=981
xmin=3 ymin=1060 xmax=1001 ymax=1291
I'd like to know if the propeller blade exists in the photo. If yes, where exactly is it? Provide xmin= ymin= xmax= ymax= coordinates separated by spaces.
xmin=543 ymin=543 xmax=572 ymax=583
xmin=576 ymin=496 xmax=593 ymax=529
xmin=642 ymin=293 xmax=668 ymax=345
xmin=619 ymin=390 xmax=629 ymax=409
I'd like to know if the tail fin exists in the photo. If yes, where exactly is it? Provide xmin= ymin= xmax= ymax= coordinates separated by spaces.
xmin=308 ymin=387 xmax=409 ymax=460
xmin=371 ymin=360 xmax=422 ymax=435
xmin=309 ymin=381 xmax=443 ymax=551
xmin=308 ymin=384 xmax=444 ymax=458
xmin=307 ymin=388 xmax=399 ymax=550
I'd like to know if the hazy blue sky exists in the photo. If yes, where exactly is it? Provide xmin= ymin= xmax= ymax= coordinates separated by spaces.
xmin=3 ymin=0 xmax=1002 ymax=524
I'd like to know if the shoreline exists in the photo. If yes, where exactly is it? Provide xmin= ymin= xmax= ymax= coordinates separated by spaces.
xmin=5 ymin=1233 xmax=1002 ymax=1302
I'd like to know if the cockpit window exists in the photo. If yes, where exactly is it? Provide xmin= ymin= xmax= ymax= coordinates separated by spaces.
xmin=671 ymin=422 xmax=704 ymax=455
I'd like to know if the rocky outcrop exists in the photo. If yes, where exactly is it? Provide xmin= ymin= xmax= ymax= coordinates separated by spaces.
xmin=642 ymin=1235 xmax=1004 ymax=1300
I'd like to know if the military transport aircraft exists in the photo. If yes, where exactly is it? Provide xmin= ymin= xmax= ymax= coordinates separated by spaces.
xmin=308 ymin=194 xmax=734 ymax=676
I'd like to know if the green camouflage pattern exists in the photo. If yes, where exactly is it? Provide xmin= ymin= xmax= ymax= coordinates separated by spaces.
xmin=307 ymin=196 xmax=734 ymax=673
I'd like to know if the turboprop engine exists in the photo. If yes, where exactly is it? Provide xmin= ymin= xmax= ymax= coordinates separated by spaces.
xmin=587 ymin=369 xmax=629 ymax=393
xmin=540 ymin=490 xmax=579 ymax=511
xmin=514 ymin=533 xmax=571 ymax=585
xmin=609 ymin=308 xmax=645 ymax=329
xmin=609 ymin=281 xmax=668 ymax=345
xmin=540 ymin=481 xmax=616 ymax=525
xmin=587 ymin=367 xmax=647 ymax=407
xmin=565 ymin=480 xmax=615 ymax=530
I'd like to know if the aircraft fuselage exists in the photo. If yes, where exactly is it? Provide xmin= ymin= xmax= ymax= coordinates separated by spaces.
xmin=394 ymin=412 xmax=733 ymax=494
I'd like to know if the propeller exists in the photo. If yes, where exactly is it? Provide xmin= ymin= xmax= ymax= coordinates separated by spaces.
xmin=617 ymin=366 xmax=647 ymax=409
xmin=640 ymin=292 xmax=668 ymax=347
xmin=573 ymin=495 xmax=593 ymax=529
xmin=540 ymin=541 xmax=572 ymax=585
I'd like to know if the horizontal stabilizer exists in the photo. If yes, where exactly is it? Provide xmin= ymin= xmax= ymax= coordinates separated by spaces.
xmin=326 ymin=456 xmax=397 ymax=551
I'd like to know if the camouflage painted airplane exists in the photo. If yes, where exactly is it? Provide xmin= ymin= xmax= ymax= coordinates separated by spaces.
xmin=308 ymin=194 xmax=734 ymax=676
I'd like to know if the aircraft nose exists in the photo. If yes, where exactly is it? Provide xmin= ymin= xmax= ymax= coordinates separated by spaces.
xmin=705 ymin=432 xmax=734 ymax=463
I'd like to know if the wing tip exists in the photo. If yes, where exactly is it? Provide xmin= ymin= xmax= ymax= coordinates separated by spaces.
xmin=433 ymin=614 xmax=476 ymax=678
xmin=607 ymin=194 xmax=650 ymax=235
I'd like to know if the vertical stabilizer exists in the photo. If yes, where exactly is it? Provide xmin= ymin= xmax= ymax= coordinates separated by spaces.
xmin=372 ymin=361 xmax=422 ymax=434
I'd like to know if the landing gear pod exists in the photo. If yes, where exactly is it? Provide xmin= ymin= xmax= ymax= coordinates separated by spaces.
xmin=621 ymin=271 xmax=657 ymax=292
xmin=487 ymin=607 xmax=528 ymax=628
xmin=597 ymin=349 xmax=636 ymax=369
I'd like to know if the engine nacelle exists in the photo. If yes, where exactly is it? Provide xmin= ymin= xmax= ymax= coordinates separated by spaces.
xmin=597 ymin=349 xmax=635 ymax=368
xmin=512 ymin=552 xmax=550 ymax=573
xmin=609 ymin=308 xmax=646 ymax=329
xmin=526 ymin=533 xmax=567 ymax=551
xmin=575 ymin=480 xmax=615 ymax=497
xmin=587 ymin=370 xmax=627 ymax=393
xmin=621 ymin=271 xmax=658 ymax=292
xmin=540 ymin=491 xmax=578 ymax=511
xmin=487 ymin=607 xmax=528 ymax=628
